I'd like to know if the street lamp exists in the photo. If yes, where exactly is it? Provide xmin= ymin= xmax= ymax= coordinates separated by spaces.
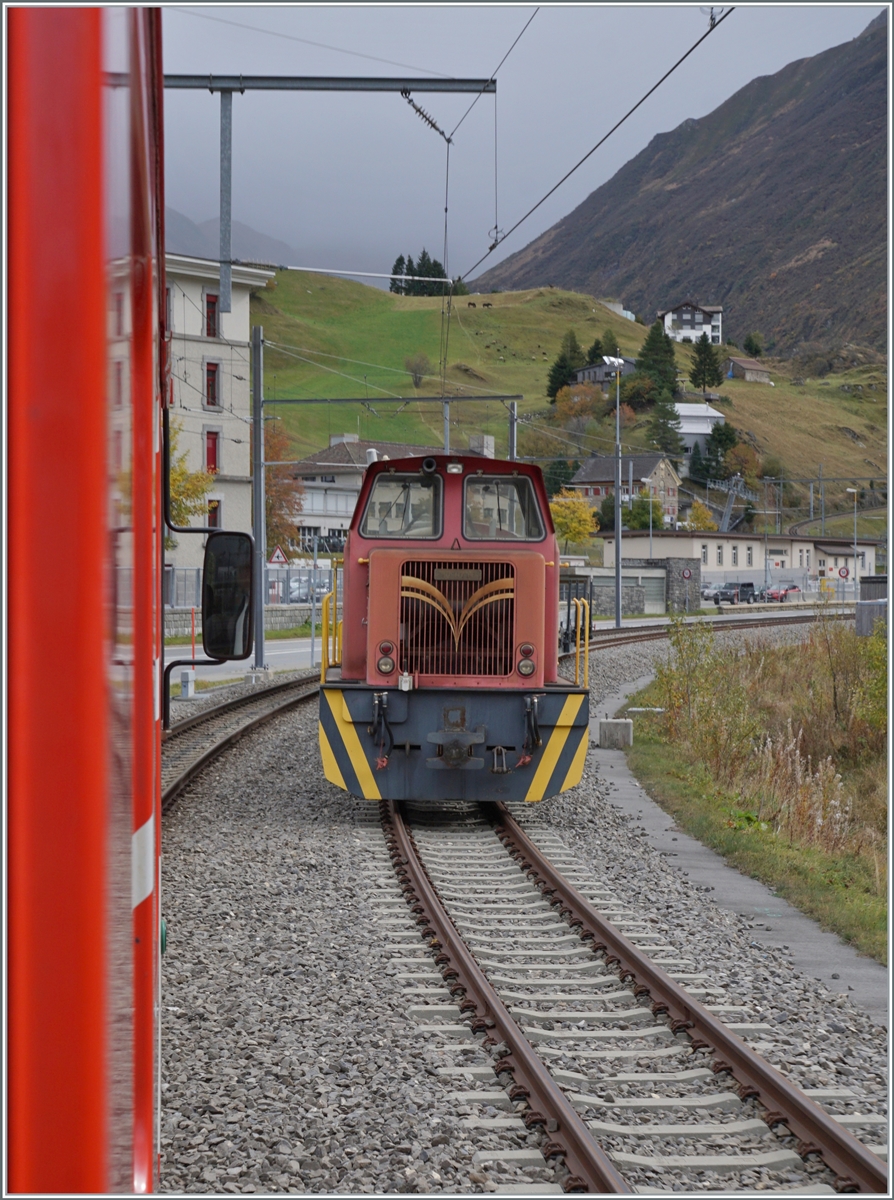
xmin=604 ymin=354 xmax=625 ymax=627
xmin=641 ymin=477 xmax=653 ymax=558
xmin=846 ymin=488 xmax=859 ymax=602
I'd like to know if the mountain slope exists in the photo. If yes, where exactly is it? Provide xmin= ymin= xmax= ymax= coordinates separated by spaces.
xmin=165 ymin=207 xmax=301 ymax=266
xmin=473 ymin=16 xmax=887 ymax=353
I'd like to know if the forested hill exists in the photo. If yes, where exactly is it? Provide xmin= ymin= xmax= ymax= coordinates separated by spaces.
xmin=473 ymin=13 xmax=887 ymax=355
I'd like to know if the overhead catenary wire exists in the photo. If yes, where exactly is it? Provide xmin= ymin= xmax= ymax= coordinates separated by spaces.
xmin=461 ymin=7 xmax=735 ymax=281
xmin=172 ymin=7 xmax=452 ymax=78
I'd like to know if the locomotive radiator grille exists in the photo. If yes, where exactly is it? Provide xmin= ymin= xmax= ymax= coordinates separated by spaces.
xmin=400 ymin=560 xmax=515 ymax=677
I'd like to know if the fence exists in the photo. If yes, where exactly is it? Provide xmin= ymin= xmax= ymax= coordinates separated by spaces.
xmin=164 ymin=565 xmax=342 ymax=609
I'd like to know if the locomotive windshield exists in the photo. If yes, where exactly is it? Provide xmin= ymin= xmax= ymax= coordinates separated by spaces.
xmin=360 ymin=473 xmax=442 ymax=538
xmin=463 ymin=476 xmax=545 ymax=541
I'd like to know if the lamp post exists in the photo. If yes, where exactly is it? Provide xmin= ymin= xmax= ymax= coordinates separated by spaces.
xmin=641 ymin=478 xmax=653 ymax=558
xmin=846 ymin=487 xmax=859 ymax=603
xmin=604 ymin=354 xmax=625 ymax=627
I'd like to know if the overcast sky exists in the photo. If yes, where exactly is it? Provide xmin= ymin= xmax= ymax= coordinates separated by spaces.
xmin=162 ymin=4 xmax=883 ymax=287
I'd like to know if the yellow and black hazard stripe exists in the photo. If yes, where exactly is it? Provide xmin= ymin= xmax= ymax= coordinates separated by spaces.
xmin=319 ymin=688 xmax=382 ymax=800
xmin=523 ymin=692 xmax=588 ymax=802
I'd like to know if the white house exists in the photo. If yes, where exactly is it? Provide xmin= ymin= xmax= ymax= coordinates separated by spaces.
xmin=657 ymin=299 xmax=722 ymax=344
xmin=164 ymin=254 xmax=274 ymax=573
xmin=601 ymin=530 xmax=878 ymax=589
xmin=674 ymin=402 xmax=726 ymax=469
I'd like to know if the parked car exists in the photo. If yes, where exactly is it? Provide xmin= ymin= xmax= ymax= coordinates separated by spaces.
xmin=713 ymin=581 xmax=756 ymax=605
xmin=288 ymin=577 xmax=331 ymax=604
xmin=767 ymin=582 xmax=801 ymax=602
xmin=701 ymin=584 xmax=718 ymax=601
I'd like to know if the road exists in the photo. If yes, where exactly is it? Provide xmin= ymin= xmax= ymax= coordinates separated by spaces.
xmin=164 ymin=636 xmax=321 ymax=685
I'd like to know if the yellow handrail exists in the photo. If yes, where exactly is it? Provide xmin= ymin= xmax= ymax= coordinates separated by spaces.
xmin=571 ymin=597 xmax=590 ymax=688
xmin=321 ymin=592 xmax=332 ymax=683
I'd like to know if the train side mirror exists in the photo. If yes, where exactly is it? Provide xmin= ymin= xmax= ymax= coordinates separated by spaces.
xmin=202 ymin=531 xmax=254 ymax=660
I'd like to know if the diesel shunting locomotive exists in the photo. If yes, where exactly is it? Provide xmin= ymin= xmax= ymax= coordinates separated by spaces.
xmin=319 ymin=454 xmax=590 ymax=810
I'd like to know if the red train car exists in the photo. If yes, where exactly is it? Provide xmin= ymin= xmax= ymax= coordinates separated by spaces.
xmin=9 ymin=8 xmax=166 ymax=1191
xmin=319 ymin=455 xmax=590 ymax=809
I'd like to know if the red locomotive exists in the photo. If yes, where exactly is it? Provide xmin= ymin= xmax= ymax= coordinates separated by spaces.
xmin=319 ymin=455 xmax=590 ymax=809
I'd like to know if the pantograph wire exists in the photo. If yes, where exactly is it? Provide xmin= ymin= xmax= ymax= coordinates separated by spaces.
xmin=461 ymin=7 xmax=734 ymax=280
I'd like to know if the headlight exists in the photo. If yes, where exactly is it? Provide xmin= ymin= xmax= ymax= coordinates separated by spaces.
xmin=517 ymin=659 xmax=536 ymax=677
xmin=377 ymin=656 xmax=396 ymax=674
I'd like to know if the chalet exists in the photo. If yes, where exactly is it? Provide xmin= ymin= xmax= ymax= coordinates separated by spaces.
xmin=571 ymin=356 xmax=637 ymax=387
xmin=657 ymin=299 xmax=722 ymax=344
xmin=724 ymin=356 xmax=771 ymax=384
xmin=571 ymin=453 xmax=682 ymax=526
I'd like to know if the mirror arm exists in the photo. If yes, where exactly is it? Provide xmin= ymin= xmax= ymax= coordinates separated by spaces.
xmin=163 ymin=656 xmax=225 ymax=731
xmin=163 ymin=404 xmax=219 ymax=535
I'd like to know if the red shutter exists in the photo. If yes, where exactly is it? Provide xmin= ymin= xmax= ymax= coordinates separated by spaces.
xmin=205 ymin=431 xmax=219 ymax=473
xmin=206 ymin=363 xmax=218 ymax=406
xmin=206 ymin=294 xmax=218 ymax=338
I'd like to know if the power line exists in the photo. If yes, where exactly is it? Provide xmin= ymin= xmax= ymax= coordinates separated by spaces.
xmin=171 ymin=8 xmax=452 ymax=79
xmin=448 ymin=7 xmax=539 ymax=141
xmin=461 ymin=7 xmax=735 ymax=281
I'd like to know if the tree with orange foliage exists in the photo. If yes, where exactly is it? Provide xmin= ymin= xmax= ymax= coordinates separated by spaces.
xmin=724 ymin=442 xmax=761 ymax=488
xmin=554 ymin=382 xmax=602 ymax=421
xmin=262 ymin=418 xmax=305 ymax=557
xmin=549 ymin=488 xmax=599 ymax=550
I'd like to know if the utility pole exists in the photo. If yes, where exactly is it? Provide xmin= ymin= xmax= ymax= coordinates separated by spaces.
xmin=610 ymin=353 xmax=623 ymax=628
xmin=819 ymin=463 xmax=825 ymax=535
xmin=251 ymin=325 xmax=266 ymax=672
xmin=219 ymin=90 xmax=232 ymax=312
xmin=508 ymin=401 xmax=517 ymax=461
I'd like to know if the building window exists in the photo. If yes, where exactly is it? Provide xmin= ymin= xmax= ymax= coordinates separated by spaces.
xmin=205 ymin=430 xmax=220 ymax=474
xmin=205 ymin=293 xmax=219 ymax=338
xmin=165 ymin=286 xmax=172 ymax=332
xmin=732 ymin=545 xmax=738 ymax=566
xmin=321 ymin=475 xmax=336 ymax=483
xmin=746 ymin=545 xmax=753 ymax=566
xmin=859 ymin=552 xmax=865 ymax=569
xmin=207 ymin=499 xmax=221 ymax=528
xmin=806 ymin=550 xmax=810 ymax=569
xmin=113 ymin=291 xmax=124 ymax=337
xmin=113 ymin=359 xmax=123 ymax=408
xmin=834 ymin=557 xmax=839 ymax=567
xmin=701 ymin=544 xmax=708 ymax=565
xmin=819 ymin=558 xmax=826 ymax=568
xmin=799 ymin=549 xmax=804 ymax=568
xmin=717 ymin=546 xmax=723 ymax=566
xmin=206 ymin=363 xmax=220 ymax=408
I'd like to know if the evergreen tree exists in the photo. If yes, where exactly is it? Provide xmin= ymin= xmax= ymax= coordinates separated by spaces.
xmin=544 ymin=458 xmax=578 ymax=496
xmin=743 ymin=331 xmax=763 ymax=357
xmin=547 ymin=351 xmax=576 ymax=402
xmin=585 ymin=335 xmax=603 ymax=365
xmin=560 ymin=330 xmax=587 ymax=370
xmin=602 ymin=328 xmax=618 ymax=357
xmin=389 ymin=255 xmax=406 ymax=294
xmin=650 ymin=393 xmax=684 ymax=455
xmin=689 ymin=332 xmax=723 ymax=397
xmin=599 ymin=492 xmax=616 ymax=530
xmin=404 ymin=255 xmax=416 ymax=295
xmin=636 ymin=321 xmax=677 ymax=393
xmin=702 ymin=421 xmax=738 ymax=480
xmin=689 ymin=440 xmax=706 ymax=483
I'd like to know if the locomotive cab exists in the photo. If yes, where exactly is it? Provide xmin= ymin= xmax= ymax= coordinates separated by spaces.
xmin=319 ymin=455 xmax=589 ymax=808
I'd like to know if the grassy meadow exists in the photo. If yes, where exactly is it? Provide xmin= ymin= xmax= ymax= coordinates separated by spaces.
xmin=251 ymin=273 xmax=887 ymax=522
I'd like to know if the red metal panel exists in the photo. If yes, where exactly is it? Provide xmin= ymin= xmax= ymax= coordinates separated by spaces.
xmin=8 ymin=9 xmax=110 ymax=1191
xmin=128 ymin=10 xmax=161 ymax=1193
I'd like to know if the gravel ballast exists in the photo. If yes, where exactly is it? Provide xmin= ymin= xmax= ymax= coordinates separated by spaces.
xmin=159 ymin=624 xmax=887 ymax=1193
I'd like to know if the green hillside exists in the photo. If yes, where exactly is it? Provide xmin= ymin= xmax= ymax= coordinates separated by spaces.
xmin=252 ymin=275 xmax=887 ymax=521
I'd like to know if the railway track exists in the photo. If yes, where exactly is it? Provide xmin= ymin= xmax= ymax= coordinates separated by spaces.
xmin=158 ymin=612 xmax=885 ymax=1194
xmin=161 ymin=672 xmax=320 ymax=810
xmin=379 ymin=800 xmax=887 ymax=1194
